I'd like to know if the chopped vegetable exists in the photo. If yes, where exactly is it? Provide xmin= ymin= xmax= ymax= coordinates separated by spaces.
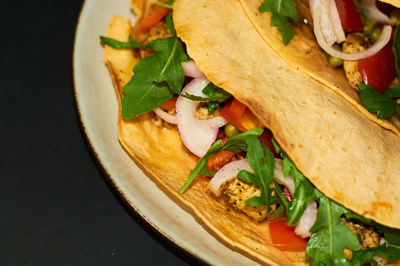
xmin=100 ymin=35 xmax=142 ymax=49
xmin=160 ymin=96 xmax=177 ymax=111
xmin=121 ymin=36 xmax=188 ymax=119
xmin=140 ymin=2 xmax=171 ymax=33
xmin=269 ymin=219 xmax=307 ymax=252
xmin=358 ymin=42 xmax=396 ymax=93
xmin=334 ymin=0 xmax=363 ymax=32
xmin=224 ymin=123 xmax=240 ymax=138
xmin=220 ymin=99 xmax=263 ymax=132
xmin=259 ymin=0 xmax=298 ymax=45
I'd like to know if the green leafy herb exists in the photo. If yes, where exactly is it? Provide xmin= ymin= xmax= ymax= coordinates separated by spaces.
xmin=178 ymin=128 xmax=263 ymax=193
xmin=259 ymin=0 xmax=298 ymax=45
xmin=122 ymin=36 xmax=188 ymax=118
xmin=359 ymin=83 xmax=400 ymax=119
xmin=100 ymin=35 xmax=143 ymax=49
xmin=153 ymin=0 xmax=174 ymax=9
xmin=306 ymin=192 xmax=361 ymax=265
xmin=393 ymin=25 xmax=400 ymax=78
xmin=180 ymin=83 xmax=232 ymax=112
xmin=350 ymin=245 xmax=400 ymax=265
xmin=237 ymin=135 xmax=276 ymax=212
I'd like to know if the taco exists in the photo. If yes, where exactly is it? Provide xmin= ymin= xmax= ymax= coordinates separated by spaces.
xmin=101 ymin=0 xmax=400 ymax=264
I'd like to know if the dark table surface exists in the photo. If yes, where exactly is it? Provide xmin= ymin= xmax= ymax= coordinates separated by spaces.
xmin=1 ymin=1 xmax=200 ymax=265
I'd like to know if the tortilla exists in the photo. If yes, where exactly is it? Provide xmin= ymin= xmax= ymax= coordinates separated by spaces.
xmin=239 ymin=0 xmax=400 ymax=137
xmin=103 ymin=0 xmax=400 ymax=264
xmin=105 ymin=14 xmax=305 ymax=266
xmin=173 ymin=0 xmax=400 ymax=228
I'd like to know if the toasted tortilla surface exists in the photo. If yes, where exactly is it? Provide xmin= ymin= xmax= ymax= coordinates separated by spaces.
xmin=105 ymin=13 xmax=305 ymax=266
xmin=173 ymin=0 xmax=400 ymax=230
xmin=240 ymin=0 xmax=400 ymax=137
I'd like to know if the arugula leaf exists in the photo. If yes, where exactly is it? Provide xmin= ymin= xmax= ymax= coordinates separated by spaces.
xmin=259 ymin=0 xmax=298 ymax=45
xmin=237 ymin=136 xmax=275 ymax=212
xmin=178 ymin=128 xmax=263 ymax=193
xmin=306 ymin=192 xmax=361 ymax=265
xmin=100 ymin=35 xmax=143 ymax=49
xmin=393 ymin=25 xmax=400 ymax=78
xmin=179 ymin=83 xmax=232 ymax=112
xmin=153 ymin=0 xmax=174 ymax=9
xmin=122 ymin=36 xmax=188 ymax=118
xmin=275 ymin=151 xmax=317 ymax=226
xmin=350 ymin=245 xmax=400 ymax=265
xmin=359 ymin=83 xmax=399 ymax=119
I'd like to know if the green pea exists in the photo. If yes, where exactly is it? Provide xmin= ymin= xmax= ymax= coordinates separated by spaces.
xmin=224 ymin=123 xmax=240 ymax=137
xmin=390 ymin=9 xmax=400 ymax=26
xmin=329 ymin=56 xmax=343 ymax=68
xmin=363 ymin=18 xmax=378 ymax=36
xmin=370 ymin=27 xmax=382 ymax=41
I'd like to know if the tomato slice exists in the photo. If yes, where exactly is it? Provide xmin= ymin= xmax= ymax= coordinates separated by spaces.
xmin=160 ymin=97 xmax=177 ymax=111
xmin=140 ymin=2 xmax=171 ymax=33
xmin=208 ymin=137 xmax=238 ymax=172
xmin=269 ymin=219 xmax=307 ymax=252
xmin=220 ymin=99 xmax=263 ymax=132
xmin=358 ymin=43 xmax=396 ymax=93
xmin=334 ymin=0 xmax=363 ymax=32
xmin=207 ymin=150 xmax=237 ymax=172
xmin=142 ymin=48 xmax=156 ymax=58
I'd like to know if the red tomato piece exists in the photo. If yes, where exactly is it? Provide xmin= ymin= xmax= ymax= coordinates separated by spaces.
xmin=334 ymin=0 xmax=363 ymax=32
xmin=269 ymin=219 xmax=307 ymax=252
xmin=220 ymin=99 xmax=263 ymax=132
xmin=358 ymin=43 xmax=396 ymax=93
xmin=160 ymin=97 xmax=177 ymax=111
xmin=207 ymin=150 xmax=237 ymax=172
xmin=140 ymin=2 xmax=171 ymax=33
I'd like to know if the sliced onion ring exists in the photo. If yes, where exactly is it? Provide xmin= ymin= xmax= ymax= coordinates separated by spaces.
xmin=310 ymin=0 xmax=337 ymax=45
xmin=176 ymin=78 xmax=227 ymax=157
xmin=329 ymin=0 xmax=346 ymax=43
xmin=273 ymin=159 xmax=295 ymax=195
xmin=181 ymin=60 xmax=206 ymax=78
xmin=312 ymin=6 xmax=392 ymax=60
xmin=294 ymin=201 xmax=318 ymax=238
xmin=361 ymin=0 xmax=393 ymax=25
xmin=153 ymin=108 xmax=177 ymax=124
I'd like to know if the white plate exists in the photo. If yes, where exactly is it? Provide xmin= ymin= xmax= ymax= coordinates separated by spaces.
xmin=73 ymin=0 xmax=259 ymax=264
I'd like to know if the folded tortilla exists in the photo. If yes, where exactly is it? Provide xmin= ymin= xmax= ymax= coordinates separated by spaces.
xmin=104 ymin=0 xmax=400 ymax=264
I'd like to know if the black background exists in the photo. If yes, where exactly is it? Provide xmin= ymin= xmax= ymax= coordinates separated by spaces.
xmin=1 ymin=1 xmax=201 ymax=265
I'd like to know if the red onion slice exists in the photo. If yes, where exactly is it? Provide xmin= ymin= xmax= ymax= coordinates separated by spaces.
xmin=176 ymin=78 xmax=227 ymax=157
xmin=329 ymin=0 xmax=346 ymax=43
xmin=361 ymin=0 xmax=393 ymax=25
xmin=181 ymin=60 xmax=206 ymax=78
xmin=294 ymin=201 xmax=318 ymax=238
xmin=153 ymin=108 xmax=178 ymax=124
xmin=209 ymin=159 xmax=253 ymax=196
xmin=311 ymin=6 xmax=392 ymax=60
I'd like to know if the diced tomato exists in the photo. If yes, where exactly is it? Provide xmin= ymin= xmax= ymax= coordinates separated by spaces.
xmin=258 ymin=130 xmax=278 ymax=157
xmin=207 ymin=150 xmax=237 ymax=172
xmin=220 ymin=99 xmax=263 ymax=132
xmin=208 ymin=137 xmax=238 ymax=172
xmin=334 ymin=0 xmax=363 ymax=32
xmin=160 ymin=97 xmax=177 ymax=111
xmin=140 ymin=2 xmax=171 ymax=33
xmin=142 ymin=49 xmax=156 ymax=58
xmin=358 ymin=43 xmax=396 ymax=93
xmin=269 ymin=219 xmax=307 ymax=252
